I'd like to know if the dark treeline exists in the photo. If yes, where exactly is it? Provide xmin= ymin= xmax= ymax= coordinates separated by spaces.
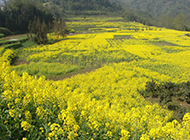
xmin=0 ymin=0 xmax=68 ymax=45
xmin=114 ymin=0 xmax=190 ymax=18
xmin=123 ymin=10 xmax=154 ymax=26
xmin=41 ymin=0 xmax=122 ymax=13
xmin=0 ymin=0 xmax=190 ymax=33
xmin=122 ymin=10 xmax=190 ymax=31
xmin=39 ymin=0 xmax=124 ymax=18
xmin=0 ymin=0 xmax=54 ymax=33
xmin=0 ymin=0 xmax=123 ymax=34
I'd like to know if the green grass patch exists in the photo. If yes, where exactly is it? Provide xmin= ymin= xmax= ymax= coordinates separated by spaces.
xmin=21 ymin=40 xmax=37 ymax=48
xmin=151 ymin=41 xmax=178 ymax=46
xmin=3 ymin=42 xmax=23 ymax=50
xmin=137 ymin=62 xmax=188 ymax=78
xmin=72 ymin=25 xmax=96 ymax=32
xmin=0 ymin=47 xmax=5 ymax=56
xmin=12 ymin=62 xmax=84 ymax=78
xmin=0 ymin=39 xmax=20 ymax=46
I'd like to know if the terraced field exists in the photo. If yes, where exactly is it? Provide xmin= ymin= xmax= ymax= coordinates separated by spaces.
xmin=1 ymin=17 xmax=190 ymax=139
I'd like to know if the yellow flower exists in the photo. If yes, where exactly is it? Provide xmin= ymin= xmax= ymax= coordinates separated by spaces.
xmin=21 ymin=121 xmax=31 ymax=131
xmin=120 ymin=129 xmax=130 ymax=140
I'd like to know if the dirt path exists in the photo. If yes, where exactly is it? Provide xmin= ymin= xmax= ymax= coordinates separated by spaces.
xmin=14 ymin=59 xmax=30 ymax=66
xmin=47 ymin=67 xmax=96 ymax=81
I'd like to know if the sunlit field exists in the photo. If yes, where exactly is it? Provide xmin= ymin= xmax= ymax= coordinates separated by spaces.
xmin=1 ymin=17 xmax=190 ymax=139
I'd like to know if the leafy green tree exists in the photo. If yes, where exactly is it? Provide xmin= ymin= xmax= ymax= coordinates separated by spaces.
xmin=172 ymin=14 xmax=189 ymax=31
xmin=2 ymin=0 xmax=53 ymax=33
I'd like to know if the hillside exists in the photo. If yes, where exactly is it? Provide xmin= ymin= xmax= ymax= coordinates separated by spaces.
xmin=110 ymin=0 xmax=190 ymax=30
xmin=42 ymin=0 xmax=123 ymax=16
xmin=1 ymin=0 xmax=190 ymax=32
xmin=112 ymin=0 xmax=190 ymax=18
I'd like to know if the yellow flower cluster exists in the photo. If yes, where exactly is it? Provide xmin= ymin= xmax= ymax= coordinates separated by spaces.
xmin=47 ymin=33 xmax=64 ymax=41
xmin=0 ymin=48 xmax=17 ymax=65
xmin=1 ymin=59 xmax=190 ymax=139
xmin=21 ymin=121 xmax=31 ymax=131
xmin=18 ymin=20 xmax=190 ymax=71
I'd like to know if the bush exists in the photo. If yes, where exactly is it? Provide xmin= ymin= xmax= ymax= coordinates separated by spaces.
xmin=185 ymin=33 xmax=190 ymax=37
xmin=0 ymin=27 xmax=13 ymax=36
xmin=142 ymin=80 xmax=190 ymax=105
xmin=66 ymin=28 xmax=76 ymax=33
xmin=0 ymin=33 xmax=4 ymax=38
xmin=145 ymin=80 xmax=158 ymax=97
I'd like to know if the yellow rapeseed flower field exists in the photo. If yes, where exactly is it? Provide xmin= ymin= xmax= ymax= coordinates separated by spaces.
xmin=1 ymin=17 xmax=190 ymax=139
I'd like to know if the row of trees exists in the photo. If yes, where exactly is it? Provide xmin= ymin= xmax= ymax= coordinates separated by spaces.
xmin=0 ymin=0 xmax=67 ymax=44
xmin=160 ymin=14 xmax=190 ymax=31
xmin=0 ymin=0 xmax=54 ymax=33
xmin=39 ymin=0 xmax=123 ymax=13
xmin=1 ymin=0 xmax=189 ymax=35
xmin=28 ymin=17 xmax=66 ymax=44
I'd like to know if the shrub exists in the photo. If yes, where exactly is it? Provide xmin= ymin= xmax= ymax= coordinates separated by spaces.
xmin=0 ymin=33 xmax=4 ymax=38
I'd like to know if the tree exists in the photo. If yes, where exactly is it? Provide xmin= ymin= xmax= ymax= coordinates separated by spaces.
xmin=172 ymin=14 xmax=189 ymax=30
xmin=28 ymin=16 xmax=48 ymax=44
xmin=160 ymin=15 xmax=174 ymax=29
xmin=28 ymin=16 xmax=66 ymax=44
xmin=51 ymin=18 xmax=66 ymax=40
xmin=0 ymin=9 xmax=5 ymax=27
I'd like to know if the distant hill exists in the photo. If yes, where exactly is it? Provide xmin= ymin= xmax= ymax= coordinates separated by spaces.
xmin=110 ymin=0 xmax=190 ymax=30
xmin=111 ymin=0 xmax=190 ymax=18
xmin=62 ymin=0 xmax=122 ymax=11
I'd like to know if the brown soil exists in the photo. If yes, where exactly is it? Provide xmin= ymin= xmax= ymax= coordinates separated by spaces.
xmin=2 ymin=34 xmax=27 ymax=40
xmin=14 ymin=59 xmax=30 ymax=66
xmin=145 ymin=96 xmax=190 ymax=122
xmin=145 ymin=96 xmax=160 ymax=104
xmin=151 ymin=41 xmax=177 ymax=46
xmin=146 ymin=96 xmax=190 ymax=109
xmin=114 ymin=35 xmax=132 ymax=39
xmin=172 ymin=97 xmax=190 ymax=109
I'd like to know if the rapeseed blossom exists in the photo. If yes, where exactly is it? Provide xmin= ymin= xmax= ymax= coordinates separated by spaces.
xmin=21 ymin=121 xmax=31 ymax=131
xmin=1 ymin=17 xmax=190 ymax=139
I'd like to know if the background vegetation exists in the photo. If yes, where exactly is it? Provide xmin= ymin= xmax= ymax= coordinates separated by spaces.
xmin=112 ymin=0 xmax=190 ymax=30
xmin=1 ymin=0 xmax=190 ymax=34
